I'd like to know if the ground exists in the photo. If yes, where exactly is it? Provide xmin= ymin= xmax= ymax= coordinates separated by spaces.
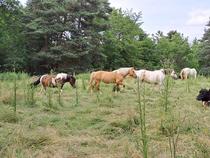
xmin=0 ymin=73 xmax=210 ymax=158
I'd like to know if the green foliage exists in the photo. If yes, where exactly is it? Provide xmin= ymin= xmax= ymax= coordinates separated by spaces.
xmin=199 ymin=20 xmax=210 ymax=73
xmin=23 ymin=0 xmax=112 ymax=73
xmin=154 ymin=31 xmax=193 ymax=71
xmin=0 ymin=0 xmax=26 ymax=71
xmin=102 ymin=9 xmax=155 ymax=69
xmin=0 ymin=0 xmax=204 ymax=73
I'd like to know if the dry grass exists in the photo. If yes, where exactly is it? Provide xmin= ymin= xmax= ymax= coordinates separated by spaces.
xmin=1 ymin=74 xmax=210 ymax=157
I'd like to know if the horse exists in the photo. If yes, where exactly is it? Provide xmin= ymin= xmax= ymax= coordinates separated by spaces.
xmin=170 ymin=69 xmax=178 ymax=79
xmin=134 ymin=68 xmax=177 ymax=83
xmin=113 ymin=67 xmax=137 ymax=78
xmin=179 ymin=68 xmax=197 ymax=80
xmin=134 ymin=68 xmax=177 ymax=86
xmin=88 ymin=71 xmax=125 ymax=92
xmin=196 ymin=88 xmax=210 ymax=107
xmin=31 ymin=73 xmax=76 ymax=92
xmin=55 ymin=73 xmax=76 ymax=90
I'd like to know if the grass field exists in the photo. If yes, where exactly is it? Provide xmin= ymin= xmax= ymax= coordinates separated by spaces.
xmin=1 ymin=72 xmax=210 ymax=158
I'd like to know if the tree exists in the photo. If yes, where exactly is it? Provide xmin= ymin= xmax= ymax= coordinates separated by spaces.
xmin=102 ymin=9 xmax=155 ymax=70
xmin=198 ymin=19 xmax=210 ymax=75
xmin=0 ymin=0 xmax=26 ymax=71
xmin=23 ymin=0 xmax=112 ymax=73
xmin=154 ymin=31 xmax=192 ymax=70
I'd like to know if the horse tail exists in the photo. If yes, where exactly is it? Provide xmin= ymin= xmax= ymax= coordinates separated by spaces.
xmin=30 ymin=76 xmax=41 ymax=87
xmin=89 ymin=72 xmax=95 ymax=86
xmin=180 ymin=70 xmax=185 ymax=80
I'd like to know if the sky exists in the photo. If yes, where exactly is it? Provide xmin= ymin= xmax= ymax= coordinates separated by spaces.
xmin=19 ymin=0 xmax=210 ymax=41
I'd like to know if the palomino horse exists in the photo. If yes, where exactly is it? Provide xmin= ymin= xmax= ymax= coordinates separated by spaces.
xmin=89 ymin=71 xmax=124 ymax=92
xmin=179 ymin=68 xmax=197 ymax=80
xmin=113 ymin=67 xmax=137 ymax=78
xmin=31 ymin=73 xmax=76 ymax=91
xmin=134 ymin=69 xmax=177 ymax=86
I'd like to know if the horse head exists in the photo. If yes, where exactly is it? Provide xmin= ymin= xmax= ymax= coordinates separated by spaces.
xmin=196 ymin=88 xmax=210 ymax=101
xmin=170 ymin=70 xmax=178 ymax=79
xmin=67 ymin=74 xmax=76 ymax=88
xmin=128 ymin=67 xmax=137 ymax=78
xmin=161 ymin=68 xmax=178 ymax=79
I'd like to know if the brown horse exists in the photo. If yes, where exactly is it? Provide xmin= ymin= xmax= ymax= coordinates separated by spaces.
xmin=31 ymin=73 xmax=76 ymax=91
xmin=89 ymin=71 xmax=125 ymax=92
xmin=113 ymin=67 xmax=137 ymax=78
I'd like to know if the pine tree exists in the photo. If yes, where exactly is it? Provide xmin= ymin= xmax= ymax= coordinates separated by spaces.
xmin=199 ymin=19 xmax=210 ymax=74
xmin=23 ymin=0 xmax=112 ymax=73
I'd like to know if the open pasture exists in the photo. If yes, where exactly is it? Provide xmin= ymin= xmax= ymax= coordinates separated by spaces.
xmin=1 ymin=72 xmax=210 ymax=158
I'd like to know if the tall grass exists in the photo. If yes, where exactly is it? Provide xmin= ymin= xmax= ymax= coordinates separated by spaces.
xmin=24 ymin=84 xmax=36 ymax=107
xmin=160 ymin=72 xmax=183 ymax=158
xmin=161 ymin=75 xmax=174 ymax=112
xmin=160 ymin=113 xmax=184 ymax=158
xmin=137 ymin=79 xmax=148 ymax=158
xmin=57 ymin=86 xmax=63 ymax=106
xmin=82 ymin=78 xmax=86 ymax=90
xmin=186 ymin=78 xmax=191 ymax=93
xmin=74 ymin=82 xmax=79 ymax=106
xmin=46 ymin=88 xmax=53 ymax=109
xmin=13 ymin=73 xmax=17 ymax=113
xmin=0 ymin=72 xmax=29 ymax=80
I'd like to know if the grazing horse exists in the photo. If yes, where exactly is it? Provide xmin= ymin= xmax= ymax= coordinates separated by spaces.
xmin=136 ymin=69 xmax=166 ymax=86
xmin=196 ymin=88 xmax=210 ymax=107
xmin=113 ymin=67 xmax=137 ymax=78
xmin=134 ymin=68 xmax=177 ymax=83
xmin=55 ymin=73 xmax=76 ymax=90
xmin=31 ymin=73 xmax=76 ymax=91
xmin=170 ymin=70 xmax=178 ymax=79
xmin=89 ymin=71 xmax=124 ymax=92
xmin=134 ymin=69 xmax=177 ymax=86
xmin=179 ymin=68 xmax=197 ymax=80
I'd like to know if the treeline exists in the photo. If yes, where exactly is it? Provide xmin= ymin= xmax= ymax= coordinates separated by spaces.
xmin=0 ymin=0 xmax=209 ymax=74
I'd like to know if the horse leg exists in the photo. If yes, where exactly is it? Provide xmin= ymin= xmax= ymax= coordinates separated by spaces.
xmin=95 ymin=81 xmax=102 ymax=94
xmin=40 ymin=84 xmax=46 ymax=94
xmin=59 ymin=84 xmax=64 ymax=93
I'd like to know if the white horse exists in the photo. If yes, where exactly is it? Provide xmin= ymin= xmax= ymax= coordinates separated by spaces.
xmin=170 ymin=70 xmax=178 ymax=79
xmin=113 ymin=67 xmax=136 ymax=78
xmin=180 ymin=68 xmax=197 ymax=80
xmin=134 ymin=69 xmax=145 ymax=80
xmin=134 ymin=69 xmax=166 ymax=86
xmin=134 ymin=68 xmax=177 ymax=86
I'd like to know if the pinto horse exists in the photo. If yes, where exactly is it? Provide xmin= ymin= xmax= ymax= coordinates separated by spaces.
xmin=31 ymin=73 xmax=76 ymax=91
xmin=55 ymin=73 xmax=76 ymax=90
xmin=89 ymin=71 xmax=125 ymax=92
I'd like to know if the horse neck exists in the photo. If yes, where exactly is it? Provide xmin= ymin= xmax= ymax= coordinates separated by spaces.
xmin=121 ymin=69 xmax=130 ymax=77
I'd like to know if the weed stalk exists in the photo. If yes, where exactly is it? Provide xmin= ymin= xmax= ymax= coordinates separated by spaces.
xmin=137 ymin=79 xmax=148 ymax=158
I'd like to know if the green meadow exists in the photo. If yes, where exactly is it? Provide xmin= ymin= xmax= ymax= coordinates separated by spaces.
xmin=0 ymin=72 xmax=210 ymax=158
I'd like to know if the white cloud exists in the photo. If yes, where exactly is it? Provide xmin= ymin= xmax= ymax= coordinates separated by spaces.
xmin=187 ymin=9 xmax=210 ymax=26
